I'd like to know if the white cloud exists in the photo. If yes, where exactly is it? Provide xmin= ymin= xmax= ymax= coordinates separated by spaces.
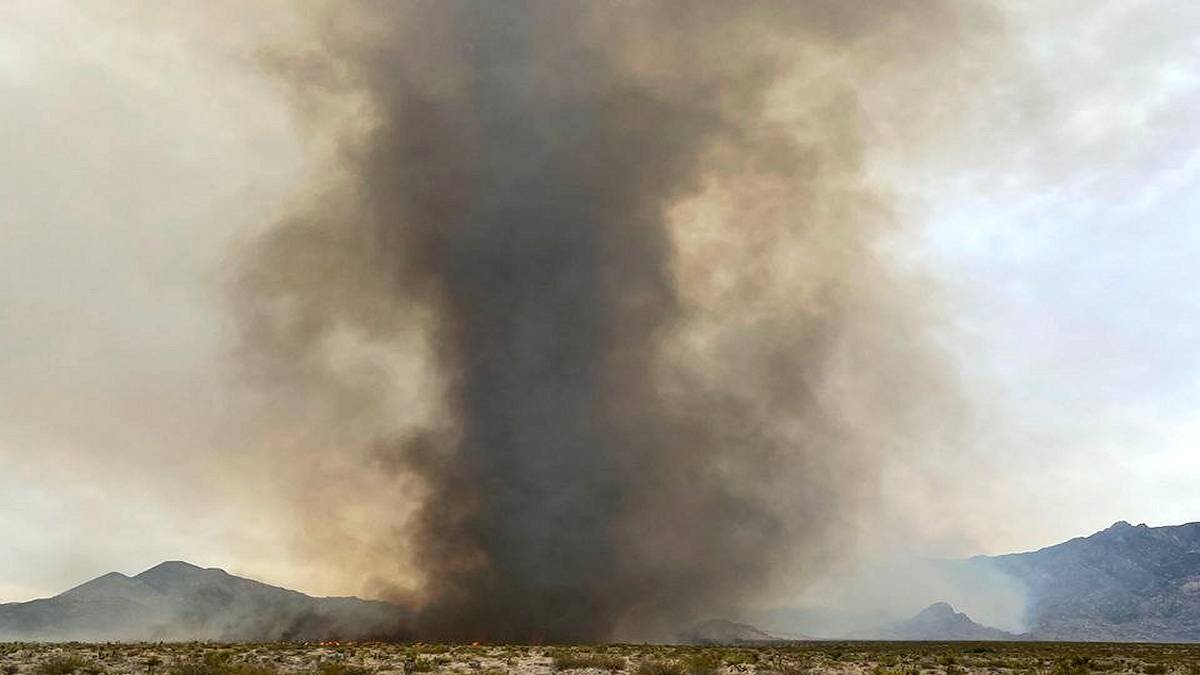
xmin=887 ymin=0 xmax=1200 ymax=553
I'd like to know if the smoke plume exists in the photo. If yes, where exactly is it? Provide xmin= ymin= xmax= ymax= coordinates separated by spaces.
xmin=236 ymin=0 xmax=1001 ymax=642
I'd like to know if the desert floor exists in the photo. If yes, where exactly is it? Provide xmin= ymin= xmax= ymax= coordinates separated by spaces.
xmin=2 ymin=641 xmax=1198 ymax=675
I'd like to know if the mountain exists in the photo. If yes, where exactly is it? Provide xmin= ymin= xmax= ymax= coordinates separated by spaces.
xmin=0 ymin=561 xmax=407 ymax=642
xmin=867 ymin=602 xmax=1016 ymax=641
xmin=755 ymin=520 xmax=1200 ymax=643
xmin=5 ymin=520 xmax=1198 ymax=643
xmin=748 ymin=603 xmax=1013 ymax=642
xmin=981 ymin=521 xmax=1200 ymax=641
xmin=677 ymin=618 xmax=785 ymax=644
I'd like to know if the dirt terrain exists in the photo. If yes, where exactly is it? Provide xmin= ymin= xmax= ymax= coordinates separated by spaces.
xmin=3 ymin=642 xmax=1199 ymax=675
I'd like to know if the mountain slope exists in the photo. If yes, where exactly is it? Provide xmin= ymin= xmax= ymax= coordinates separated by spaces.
xmin=0 ymin=562 xmax=407 ymax=642
xmin=756 ymin=521 xmax=1200 ymax=642
xmin=677 ymin=618 xmax=785 ymax=644
xmin=982 ymin=521 xmax=1200 ymax=641
xmin=874 ymin=603 xmax=1016 ymax=641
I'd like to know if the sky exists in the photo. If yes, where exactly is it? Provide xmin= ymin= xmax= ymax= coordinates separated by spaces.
xmin=0 ymin=0 xmax=1198 ymax=605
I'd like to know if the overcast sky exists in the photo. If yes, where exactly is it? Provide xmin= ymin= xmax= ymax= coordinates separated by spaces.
xmin=1 ymin=1 xmax=1198 ymax=603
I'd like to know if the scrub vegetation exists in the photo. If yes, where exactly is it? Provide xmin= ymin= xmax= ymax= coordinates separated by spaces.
xmin=2 ymin=642 xmax=1199 ymax=675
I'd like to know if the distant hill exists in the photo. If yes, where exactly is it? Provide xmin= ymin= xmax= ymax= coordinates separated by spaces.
xmin=862 ymin=602 xmax=1016 ymax=641
xmin=677 ymin=618 xmax=786 ymax=644
xmin=982 ymin=521 xmax=1200 ymax=641
xmin=685 ymin=604 xmax=1009 ymax=643
xmin=0 ymin=561 xmax=407 ymax=642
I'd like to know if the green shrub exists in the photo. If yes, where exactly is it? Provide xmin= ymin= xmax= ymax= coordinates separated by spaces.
xmin=680 ymin=653 xmax=719 ymax=675
xmin=758 ymin=665 xmax=811 ymax=675
xmin=635 ymin=661 xmax=683 ymax=675
xmin=38 ymin=658 xmax=89 ymax=675
xmin=1050 ymin=656 xmax=1093 ymax=675
xmin=720 ymin=652 xmax=754 ymax=667
xmin=317 ymin=664 xmax=371 ymax=675
xmin=870 ymin=666 xmax=922 ymax=675
xmin=169 ymin=656 xmax=278 ymax=675
xmin=552 ymin=653 xmax=624 ymax=672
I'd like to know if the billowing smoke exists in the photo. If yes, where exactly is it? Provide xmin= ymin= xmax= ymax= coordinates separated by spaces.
xmin=235 ymin=0 xmax=1002 ymax=642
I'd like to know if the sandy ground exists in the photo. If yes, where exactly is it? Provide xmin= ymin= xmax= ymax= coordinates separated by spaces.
xmin=2 ymin=642 xmax=1199 ymax=675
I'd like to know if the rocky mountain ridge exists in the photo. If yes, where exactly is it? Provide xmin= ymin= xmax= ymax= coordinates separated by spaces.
xmin=759 ymin=520 xmax=1200 ymax=642
xmin=982 ymin=520 xmax=1200 ymax=641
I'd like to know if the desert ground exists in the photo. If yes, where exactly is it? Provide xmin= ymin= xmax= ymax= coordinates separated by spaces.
xmin=2 ymin=642 xmax=1199 ymax=675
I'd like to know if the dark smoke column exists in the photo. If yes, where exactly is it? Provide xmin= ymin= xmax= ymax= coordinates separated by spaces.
xmin=361 ymin=2 xmax=738 ymax=642
xmin=241 ymin=0 xmax=998 ymax=643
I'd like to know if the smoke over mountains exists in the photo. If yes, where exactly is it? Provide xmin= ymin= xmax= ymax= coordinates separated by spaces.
xmin=5 ymin=522 xmax=1198 ymax=643
xmin=0 ymin=562 xmax=405 ymax=642
xmin=230 ymin=1 xmax=1005 ymax=642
